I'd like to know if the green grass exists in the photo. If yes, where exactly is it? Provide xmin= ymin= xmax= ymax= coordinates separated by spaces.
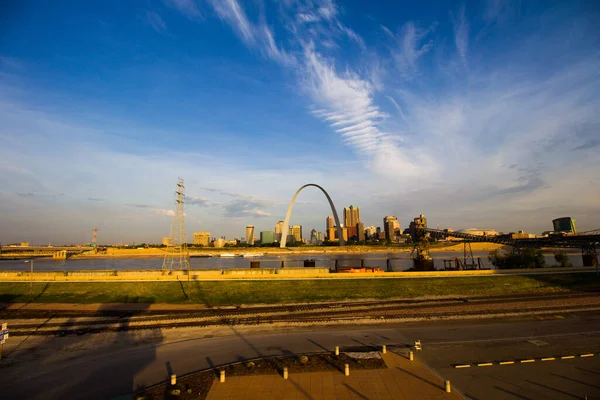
xmin=0 ymin=273 xmax=598 ymax=306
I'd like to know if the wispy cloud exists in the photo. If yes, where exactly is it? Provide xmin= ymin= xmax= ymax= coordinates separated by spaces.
xmin=390 ymin=22 xmax=436 ymax=79
xmin=205 ymin=0 xmax=295 ymax=66
xmin=163 ymin=0 xmax=201 ymax=19
xmin=452 ymin=4 xmax=468 ymax=65
xmin=146 ymin=11 xmax=167 ymax=34
xmin=223 ymin=197 xmax=272 ymax=218
xmin=187 ymin=196 xmax=214 ymax=206
xmin=125 ymin=203 xmax=152 ymax=208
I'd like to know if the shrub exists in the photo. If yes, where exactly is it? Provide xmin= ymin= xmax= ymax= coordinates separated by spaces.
xmin=554 ymin=252 xmax=571 ymax=267
xmin=299 ymin=355 xmax=309 ymax=364
xmin=244 ymin=361 xmax=255 ymax=369
xmin=488 ymin=248 xmax=545 ymax=269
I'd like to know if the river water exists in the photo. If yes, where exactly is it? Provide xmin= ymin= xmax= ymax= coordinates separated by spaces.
xmin=0 ymin=250 xmax=584 ymax=272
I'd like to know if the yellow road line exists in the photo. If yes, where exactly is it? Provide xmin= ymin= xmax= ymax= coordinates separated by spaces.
xmin=580 ymin=354 xmax=594 ymax=358
xmin=520 ymin=359 xmax=535 ymax=363
xmin=499 ymin=361 xmax=515 ymax=365
xmin=454 ymin=364 xmax=471 ymax=369
xmin=541 ymin=357 xmax=556 ymax=361
xmin=561 ymin=355 xmax=575 ymax=359
xmin=477 ymin=363 xmax=493 ymax=367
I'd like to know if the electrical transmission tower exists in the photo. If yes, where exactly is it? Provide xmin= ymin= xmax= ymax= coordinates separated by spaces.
xmin=91 ymin=227 xmax=99 ymax=246
xmin=162 ymin=178 xmax=190 ymax=271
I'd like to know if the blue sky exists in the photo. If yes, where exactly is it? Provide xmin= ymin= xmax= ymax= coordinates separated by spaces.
xmin=1 ymin=0 xmax=599 ymax=244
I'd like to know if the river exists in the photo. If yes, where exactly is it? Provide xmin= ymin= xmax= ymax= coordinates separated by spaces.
xmin=0 ymin=250 xmax=584 ymax=272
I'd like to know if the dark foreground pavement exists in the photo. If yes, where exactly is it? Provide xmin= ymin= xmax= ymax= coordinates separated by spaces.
xmin=0 ymin=311 xmax=599 ymax=399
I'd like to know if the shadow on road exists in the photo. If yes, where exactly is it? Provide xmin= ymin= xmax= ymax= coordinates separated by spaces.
xmin=0 ymin=303 xmax=163 ymax=400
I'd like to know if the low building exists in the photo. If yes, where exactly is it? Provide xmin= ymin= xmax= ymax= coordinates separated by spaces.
xmin=193 ymin=231 xmax=210 ymax=247
xmin=260 ymin=231 xmax=275 ymax=245
xmin=162 ymin=237 xmax=173 ymax=246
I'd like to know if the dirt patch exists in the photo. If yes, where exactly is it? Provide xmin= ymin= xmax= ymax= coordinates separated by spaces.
xmin=135 ymin=350 xmax=387 ymax=400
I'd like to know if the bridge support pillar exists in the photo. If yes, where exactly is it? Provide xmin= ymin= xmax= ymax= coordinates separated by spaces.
xmin=52 ymin=250 xmax=67 ymax=260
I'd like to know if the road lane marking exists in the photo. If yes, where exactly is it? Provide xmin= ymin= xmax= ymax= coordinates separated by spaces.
xmin=454 ymin=364 xmax=471 ymax=368
xmin=520 ymin=359 xmax=535 ymax=363
xmin=541 ymin=357 xmax=556 ymax=361
xmin=477 ymin=363 xmax=493 ymax=367
xmin=499 ymin=361 xmax=515 ymax=365
xmin=561 ymin=355 xmax=575 ymax=359
xmin=580 ymin=354 xmax=594 ymax=357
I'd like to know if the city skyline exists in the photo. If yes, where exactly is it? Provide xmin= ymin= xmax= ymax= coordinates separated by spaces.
xmin=1 ymin=1 xmax=599 ymax=244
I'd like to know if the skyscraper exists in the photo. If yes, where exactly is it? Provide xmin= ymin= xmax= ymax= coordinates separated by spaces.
xmin=246 ymin=225 xmax=255 ymax=245
xmin=275 ymin=221 xmax=284 ymax=242
xmin=344 ymin=205 xmax=360 ymax=228
xmin=290 ymin=225 xmax=302 ymax=243
xmin=326 ymin=216 xmax=334 ymax=230
xmin=356 ymin=222 xmax=365 ymax=242
xmin=383 ymin=216 xmax=399 ymax=241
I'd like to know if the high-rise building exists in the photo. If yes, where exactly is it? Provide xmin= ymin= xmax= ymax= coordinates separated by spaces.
xmin=384 ymin=216 xmax=399 ymax=241
xmin=356 ymin=222 xmax=365 ymax=242
xmin=310 ymin=229 xmax=318 ymax=244
xmin=275 ymin=221 xmax=284 ymax=242
xmin=326 ymin=216 xmax=334 ymax=230
xmin=260 ymin=231 xmax=275 ymax=245
xmin=552 ymin=217 xmax=577 ymax=234
xmin=245 ymin=225 xmax=255 ymax=245
xmin=193 ymin=231 xmax=211 ymax=247
xmin=408 ymin=214 xmax=427 ymax=240
xmin=344 ymin=205 xmax=360 ymax=228
xmin=365 ymin=226 xmax=377 ymax=239
xmin=347 ymin=225 xmax=357 ymax=240
xmin=341 ymin=227 xmax=348 ymax=242
xmin=327 ymin=227 xmax=337 ymax=241
xmin=290 ymin=225 xmax=302 ymax=243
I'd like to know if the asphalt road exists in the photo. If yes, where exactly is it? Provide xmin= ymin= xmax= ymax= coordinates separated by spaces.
xmin=1 ymin=311 xmax=600 ymax=399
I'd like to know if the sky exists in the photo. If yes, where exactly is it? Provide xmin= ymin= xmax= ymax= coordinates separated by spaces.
xmin=1 ymin=0 xmax=599 ymax=245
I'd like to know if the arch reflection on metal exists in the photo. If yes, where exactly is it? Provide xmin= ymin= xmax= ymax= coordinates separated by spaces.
xmin=280 ymin=184 xmax=345 ymax=248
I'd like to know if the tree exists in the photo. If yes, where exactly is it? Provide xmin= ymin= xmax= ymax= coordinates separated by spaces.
xmin=553 ymin=252 xmax=571 ymax=267
xmin=488 ymin=248 xmax=545 ymax=269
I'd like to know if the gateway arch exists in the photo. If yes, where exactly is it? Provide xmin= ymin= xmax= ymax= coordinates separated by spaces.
xmin=279 ymin=184 xmax=345 ymax=248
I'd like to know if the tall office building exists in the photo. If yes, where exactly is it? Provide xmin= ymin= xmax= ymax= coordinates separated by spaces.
xmin=344 ymin=205 xmax=360 ymax=228
xmin=327 ymin=227 xmax=337 ymax=241
xmin=326 ymin=216 xmax=334 ymax=231
xmin=356 ymin=222 xmax=365 ymax=242
xmin=365 ymin=226 xmax=377 ymax=239
xmin=245 ymin=225 xmax=255 ymax=245
xmin=275 ymin=221 xmax=284 ymax=242
xmin=260 ymin=231 xmax=275 ymax=245
xmin=193 ymin=231 xmax=210 ymax=247
xmin=310 ymin=229 xmax=318 ymax=244
xmin=383 ymin=216 xmax=400 ymax=241
xmin=290 ymin=225 xmax=302 ymax=243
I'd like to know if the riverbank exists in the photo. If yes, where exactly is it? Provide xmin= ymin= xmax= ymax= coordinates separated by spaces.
xmin=69 ymin=242 xmax=509 ymax=259
xmin=0 ymin=272 xmax=597 ymax=305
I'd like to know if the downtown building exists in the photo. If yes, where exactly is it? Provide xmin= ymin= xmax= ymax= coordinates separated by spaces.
xmin=193 ymin=231 xmax=211 ymax=247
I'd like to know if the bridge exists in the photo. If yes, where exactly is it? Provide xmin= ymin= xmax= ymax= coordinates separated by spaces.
xmin=424 ymin=228 xmax=600 ymax=268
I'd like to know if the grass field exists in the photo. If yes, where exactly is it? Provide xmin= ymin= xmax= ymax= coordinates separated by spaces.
xmin=0 ymin=273 xmax=598 ymax=306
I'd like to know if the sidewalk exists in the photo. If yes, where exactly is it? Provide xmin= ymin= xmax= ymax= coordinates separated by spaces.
xmin=205 ymin=350 xmax=462 ymax=400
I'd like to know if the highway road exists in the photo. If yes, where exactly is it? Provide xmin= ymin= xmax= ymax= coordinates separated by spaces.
xmin=0 ymin=311 xmax=599 ymax=399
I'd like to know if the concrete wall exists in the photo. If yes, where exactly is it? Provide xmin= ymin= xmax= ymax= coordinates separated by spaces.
xmin=223 ymin=268 xmax=276 ymax=275
xmin=277 ymin=267 xmax=330 ymax=275
xmin=0 ymin=266 xmax=594 ymax=281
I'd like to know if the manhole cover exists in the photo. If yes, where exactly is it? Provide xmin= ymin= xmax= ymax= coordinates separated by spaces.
xmin=527 ymin=340 xmax=549 ymax=346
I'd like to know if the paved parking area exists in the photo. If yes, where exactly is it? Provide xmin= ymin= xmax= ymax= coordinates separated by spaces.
xmin=206 ymin=351 xmax=462 ymax=400
xmin=419 ymin=331 xmax=600 ymax=399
